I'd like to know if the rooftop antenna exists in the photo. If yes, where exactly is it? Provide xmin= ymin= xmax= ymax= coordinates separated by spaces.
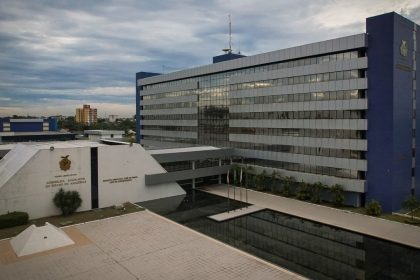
xmin=222 ymin=14 xmax=232 ymax=54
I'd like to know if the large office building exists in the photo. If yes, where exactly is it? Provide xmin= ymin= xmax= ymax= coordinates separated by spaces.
xmin=136 ymin=12 xmax=419 ymax=212
xmin=75 ymin=104 xmax=97 ymax=125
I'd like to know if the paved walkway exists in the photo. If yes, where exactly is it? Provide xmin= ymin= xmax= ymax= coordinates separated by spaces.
xmin=201 ymin=184 xmax=420 ymax=249
xmin=0 ymin=211 xmax=304 ymax=280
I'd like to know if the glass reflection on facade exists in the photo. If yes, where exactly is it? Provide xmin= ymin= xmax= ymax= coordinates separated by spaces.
xmin=138 ymin=190 xmax=420 ymax=280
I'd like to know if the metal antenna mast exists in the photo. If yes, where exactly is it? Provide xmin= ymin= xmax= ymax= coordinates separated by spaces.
xmin=229 ymin=14 xmax=232 ymax=53
xmin=222 ymin=14 xmax=232 ymax=53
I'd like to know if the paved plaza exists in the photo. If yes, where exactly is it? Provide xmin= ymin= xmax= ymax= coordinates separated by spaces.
xmin=0 ymin=210 xmax=303 ymax=280
xmin=201 ymin=184 xmax=420 ymax=249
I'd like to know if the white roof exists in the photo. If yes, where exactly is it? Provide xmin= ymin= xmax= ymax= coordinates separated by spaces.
xmin=0 ymin=144 xmax=38 ymax=189
xmin=84 ymin=130 xmax=124 ymax=135
xmin=148 ymin=146 xmax=220 ymax=155
xmin=11 ymin=222 xmax=74 ymax=257
xmin=17 ymin=141 xmax=105 ymax=150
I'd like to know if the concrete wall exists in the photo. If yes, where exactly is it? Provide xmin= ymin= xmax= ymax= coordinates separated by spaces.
xmin=0 ymin=147 xmax=92 ymax=219
xmin=97 ymin=145 xmax=185 ymax=208
xmin=0 ymin=143 xmax=185 ymax=219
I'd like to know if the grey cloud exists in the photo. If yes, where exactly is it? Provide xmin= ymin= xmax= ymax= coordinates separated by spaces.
xmin=0 ymin=0 xmax=419 ymax=117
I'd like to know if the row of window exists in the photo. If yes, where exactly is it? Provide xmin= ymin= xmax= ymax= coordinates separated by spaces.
xmin=244 ymin=158 xmax=365 ymax=180
xmin=141 ymin=135 xmax=196 ymax=144
xmin=141 ymin=114 xmax=198 ymax=120
xmin=142 ymin=125 xmax=197 ymax=132
xmin=142 ymin=50 xmax=363 ymax=90
xmin=161 ymin=161 xmax=192 ymax=172
xmin=229 ymin=128 xmax=365 ymax=139
xmin=229 ymin=70 xmax=363 ymax=92
xmin=230 ymin=110 xmax=366 ymax=120
xmin=231 ymin=142 xmax=365 ymax=159
xmin=142 ymin=69 xmax=364 ymax=107
xmin=142 ymin=89 xmax=196 ymax=101
xmin=143 ymin=101 xmax=197 ymax=110
xmin=230 ymin=90 xmax=365 ymax=106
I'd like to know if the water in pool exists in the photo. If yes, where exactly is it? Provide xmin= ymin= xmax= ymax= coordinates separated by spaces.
xmin=138 ymin=189 xmax=420 ymax=280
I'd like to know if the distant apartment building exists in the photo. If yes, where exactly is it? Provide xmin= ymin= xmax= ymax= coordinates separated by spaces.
xmin=75 ymin=104 xmax=97 ymax=125
xmin=108 ymin=114 xmax=118 ymax=123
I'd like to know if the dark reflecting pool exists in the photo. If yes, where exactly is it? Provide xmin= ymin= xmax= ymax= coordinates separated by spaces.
xmin=138 ymin=189 xmax=420 ymax=280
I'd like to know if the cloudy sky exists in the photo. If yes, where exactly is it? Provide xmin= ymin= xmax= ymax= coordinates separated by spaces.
xmin=0 ymin=0 xmax=419 ymax=118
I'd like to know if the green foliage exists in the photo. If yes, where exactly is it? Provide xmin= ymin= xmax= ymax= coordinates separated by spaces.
xmin=330 ymin=184 xmax=345 ymax=207
xmin=244 ymin=166 xmax=255 ymax=188
xmin=231 ymin=164 xmax=242 ymax=186
xmin=0 ymin=211 xmax=29 ymax=229
xmin=58 ymin=116 xmax=135 ymax=133
xmin=296 ymin=181 xmax=311 ymax=201
xmin=402 ymin=195 xmax=420 ymax=221
xmin=256 ymin=170 xmax=268 ymax=191
xmin=281 ymin=176 xmax=295 ymax=197
xmin=53 ymin=188 xmax=83 ymax=216
xmin=365 ymin=200 xmax=382 ymax=216
xmin=270 ymin=171 xmax=280 ymax=192
xmin=310 ymin=182 xmax=325 ymax=203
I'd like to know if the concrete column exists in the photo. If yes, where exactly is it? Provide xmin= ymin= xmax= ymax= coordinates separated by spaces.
xmin=218 ymin=158 xmax=222 ymax=184
xmin=192 ymin=161 xmax=196 ymax=189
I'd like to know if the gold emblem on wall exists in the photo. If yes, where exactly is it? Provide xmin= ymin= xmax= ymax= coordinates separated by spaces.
xmin=59 ymin=155 xmax=71 ymax=171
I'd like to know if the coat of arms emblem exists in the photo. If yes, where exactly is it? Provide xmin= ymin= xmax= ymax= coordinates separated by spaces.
xmin=59 ymin=155 xmax=71 ymax=171
xmin=400 ymin=40 xmax=408 ymax=57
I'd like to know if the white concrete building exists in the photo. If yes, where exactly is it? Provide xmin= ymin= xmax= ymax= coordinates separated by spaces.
xmin=0 ymin=141 xmax=184 ymax=219
xmin=84 ymin=130 xmax=124 ymax=141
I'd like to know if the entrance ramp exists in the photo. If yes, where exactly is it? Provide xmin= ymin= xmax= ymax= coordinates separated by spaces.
xmin=208 ymin=205 xmax=265 ymax=222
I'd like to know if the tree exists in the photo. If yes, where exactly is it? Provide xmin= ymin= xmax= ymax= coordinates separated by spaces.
xmin=402 ymin=195 xmax=420 ymax=221
xmin=270 ymin=171 xmax=280 ymax=193
xmin=366 ymin=199 xmax=382 ymax=216
xmin=310 ymin=182 xmax=325 ymax=204
xmin=53 ymin=188 xmax=82 ymax=216
xmin=231 ymin=164 xmax=242 ymax=186
xmin=281 ymin=176 xmax=295 ymax=197
xmin=245 ymin=165 xmax=255 ymax=188
xmin=256 ymin=170 xmax=267 ymax=191
xmin=296 ymin=181 xmax=311 ymax=201
xmin=330 ymin=184 xmax=345 ymax=207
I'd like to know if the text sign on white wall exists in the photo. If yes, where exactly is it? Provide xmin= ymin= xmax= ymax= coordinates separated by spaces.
xmin=102 ymin=176 xmax=138 ymax=184
xmin=45 ymin=174 xmax=86 ymax=188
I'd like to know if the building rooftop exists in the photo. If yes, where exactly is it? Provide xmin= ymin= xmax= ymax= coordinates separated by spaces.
xmin=0 ymin=211 xmax=302 ymax=280
xmin=84 ymin=130 xmax=124 ymax=135
xmin=148 ymin=146 xmax=221 ymax=155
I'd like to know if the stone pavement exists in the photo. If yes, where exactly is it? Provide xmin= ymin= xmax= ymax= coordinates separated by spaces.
xmin=201 ymin=184 xmax=420 ymax=249
xmin=0 ymin=210 xmax=304 ymax=280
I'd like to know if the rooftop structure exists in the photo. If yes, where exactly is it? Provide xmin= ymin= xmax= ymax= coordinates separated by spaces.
xmin=0 ymin=117 xmax=74 ymax=143
xmin=83 ymin=130 xmax=124 ymax=141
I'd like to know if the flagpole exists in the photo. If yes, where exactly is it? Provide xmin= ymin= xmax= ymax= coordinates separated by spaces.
xmin=239 ymin=168 xmax=243 ymax=209
xmin=233 ymin=169 xmax=236 ymax=211
xmin=227 ymin=170 xmax=230 ymax=213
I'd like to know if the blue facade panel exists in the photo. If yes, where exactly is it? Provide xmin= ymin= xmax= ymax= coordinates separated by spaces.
xmin=135 ymin=72 xmax=161 ymax=143
xmin=367 ymin=13 xmax=417 ymax=211
xmin=213 ymin=53 xmax=245 ymax=63
xmin=48 ymin=118 xmax=58 ymax=131
xmin=415 ymin=26 xmax=420 ymax=201
xmin=0 ymin=119 xmax=3 ymax=132
xmin=10 ymin=122 xmax=43 ymax=132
